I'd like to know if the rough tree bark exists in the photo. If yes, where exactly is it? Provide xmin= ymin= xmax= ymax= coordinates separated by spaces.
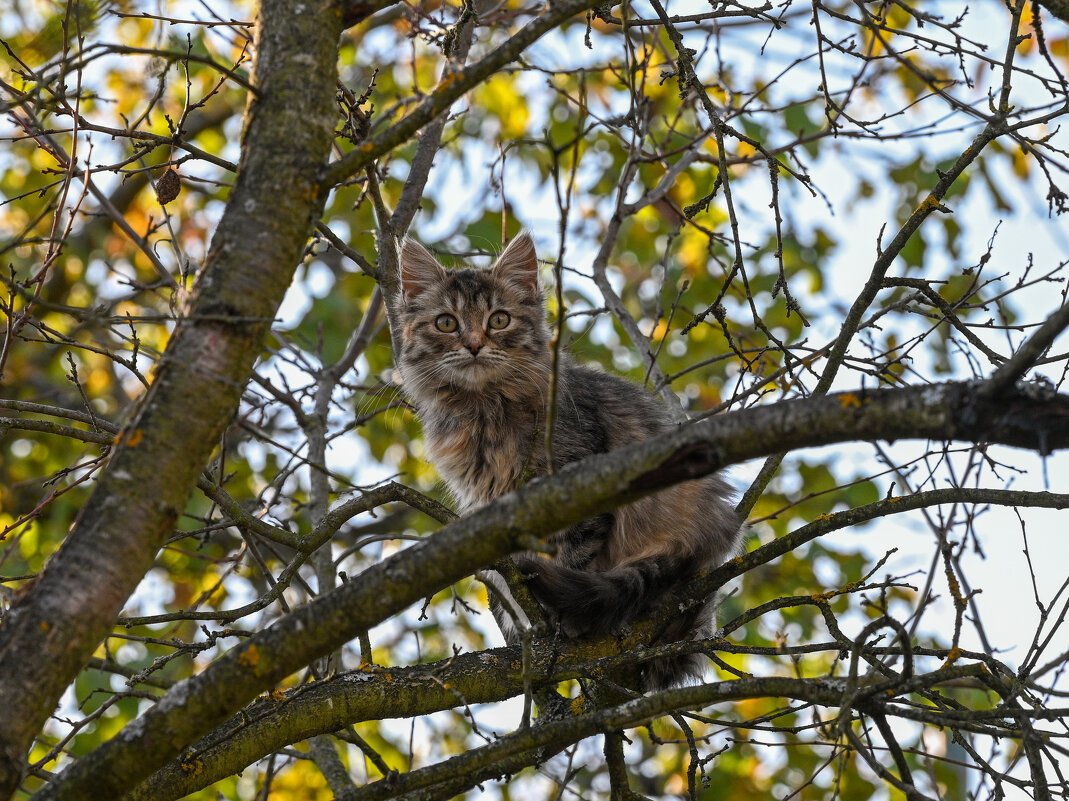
xmin=3 ymin=1 xmax=1068 ymax=799
xmin=122 ymin=476 xmax=1069 ymax=801
xmin=32 ymin=379 xmax=1069 ymax=800
xmin=0 ymin=0 xmax=345 ymax=795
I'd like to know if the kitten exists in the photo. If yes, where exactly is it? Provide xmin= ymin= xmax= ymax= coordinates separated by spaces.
xmin=394 ymin=232 xmax=741 ymax=690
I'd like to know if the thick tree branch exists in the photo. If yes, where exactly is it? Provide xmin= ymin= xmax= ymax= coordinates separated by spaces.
xmin=128 ymin=648 xmax=1006 ymax=801
xmin=338 ymin=665 xmax=994 ymax=801
xmin=124 ymin=483 xmax=1069 ymax=800
xmin=34 ymin=380 xmax=1069 ymax=799
xmin=127 ymin=481 xmax=1069 ymax=795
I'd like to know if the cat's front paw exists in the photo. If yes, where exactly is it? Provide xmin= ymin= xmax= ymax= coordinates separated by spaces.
xmin=512 ymin=554 xmax=540 ymax=576
xmin=519 ymin=562 xmax=559 ymax=608
xmin=510 ymin=556 xmax=559 ymax=623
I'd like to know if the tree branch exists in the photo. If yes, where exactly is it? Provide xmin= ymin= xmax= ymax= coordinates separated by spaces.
xmin=124 ymin=483 xmax=1069 ymax=800
xmin=35 ymin=380 xmax=1069 ymax=799
xmin=0 ymin=0 xmax=346 ymax=795
xmin=320 ymin=0 xmax=620 ymax=189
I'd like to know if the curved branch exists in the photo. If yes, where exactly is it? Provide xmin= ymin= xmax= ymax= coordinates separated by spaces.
xmin=321 ymin=0 xmax=619 ymax=188
xmin=36 ymin=380 xmax=1069 ymax=799
xmin=125 ymin=485 xmax=1069 ymax=799
xmin=1036 ymin=0 xmax=1069 ymax=20
xmin=0 ymin=417 xmax=114 ymax=446
xmin=980 ymin=299 xmax=1069 ymax=398
xmin=348 ymin=666 xmax=989 ymax=801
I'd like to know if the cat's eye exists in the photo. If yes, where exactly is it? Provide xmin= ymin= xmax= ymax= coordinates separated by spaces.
xmin=487 ymin=311 xmax=511 ymax=330
xmin=435 ymin=314 xmax=458 ymax=333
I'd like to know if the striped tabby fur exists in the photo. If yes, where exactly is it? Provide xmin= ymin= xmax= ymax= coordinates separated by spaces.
xmin=394 ymin=232 xmax=741 ymax=689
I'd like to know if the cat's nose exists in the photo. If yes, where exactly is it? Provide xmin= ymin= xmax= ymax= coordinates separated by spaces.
xmin=465 ymin=339 xmax=484 ymax=355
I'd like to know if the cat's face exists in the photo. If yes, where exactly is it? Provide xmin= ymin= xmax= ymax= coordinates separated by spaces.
xmin=396 ymin=232 xmax=551 ymax=399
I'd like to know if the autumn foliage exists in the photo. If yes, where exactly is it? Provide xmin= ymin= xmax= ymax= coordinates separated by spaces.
xmin=2 ymin=1 xmax=1069 ymax=799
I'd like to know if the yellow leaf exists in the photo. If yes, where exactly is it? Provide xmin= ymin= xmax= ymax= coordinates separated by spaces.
xmin=475 ymin=74 xmax=529 ymax=139
xmin=1012 ymin=145 xmax=1031 ymax=179
xmin=839 ymin=392 xmax=862 ymax=409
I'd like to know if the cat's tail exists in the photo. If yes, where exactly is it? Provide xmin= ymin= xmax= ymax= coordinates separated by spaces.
xmin=515 ymin=555 xmax=711 ymax=690
xmin=516 ymin=555 xmax=680 ymax=636
xmin=640 ymin=599 xmax=715 ymax=691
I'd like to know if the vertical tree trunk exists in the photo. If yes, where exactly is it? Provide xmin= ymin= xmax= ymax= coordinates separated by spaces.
xmin=0 ymin=0 xmax=344 ymax=796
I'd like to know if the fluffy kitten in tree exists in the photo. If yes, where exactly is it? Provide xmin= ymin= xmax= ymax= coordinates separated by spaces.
xmin=395 ymin=232 xmax=741 ymax=690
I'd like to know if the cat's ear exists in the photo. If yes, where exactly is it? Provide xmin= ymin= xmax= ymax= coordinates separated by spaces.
xmin=400 ymin=237 xmax=447 ymax=302
xmin=491 ymin=231 xmax=539 ymax=298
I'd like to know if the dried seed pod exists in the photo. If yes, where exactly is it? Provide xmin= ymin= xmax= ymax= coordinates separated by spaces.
xmin=156 ymin=166 xmax=181 ymax=205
